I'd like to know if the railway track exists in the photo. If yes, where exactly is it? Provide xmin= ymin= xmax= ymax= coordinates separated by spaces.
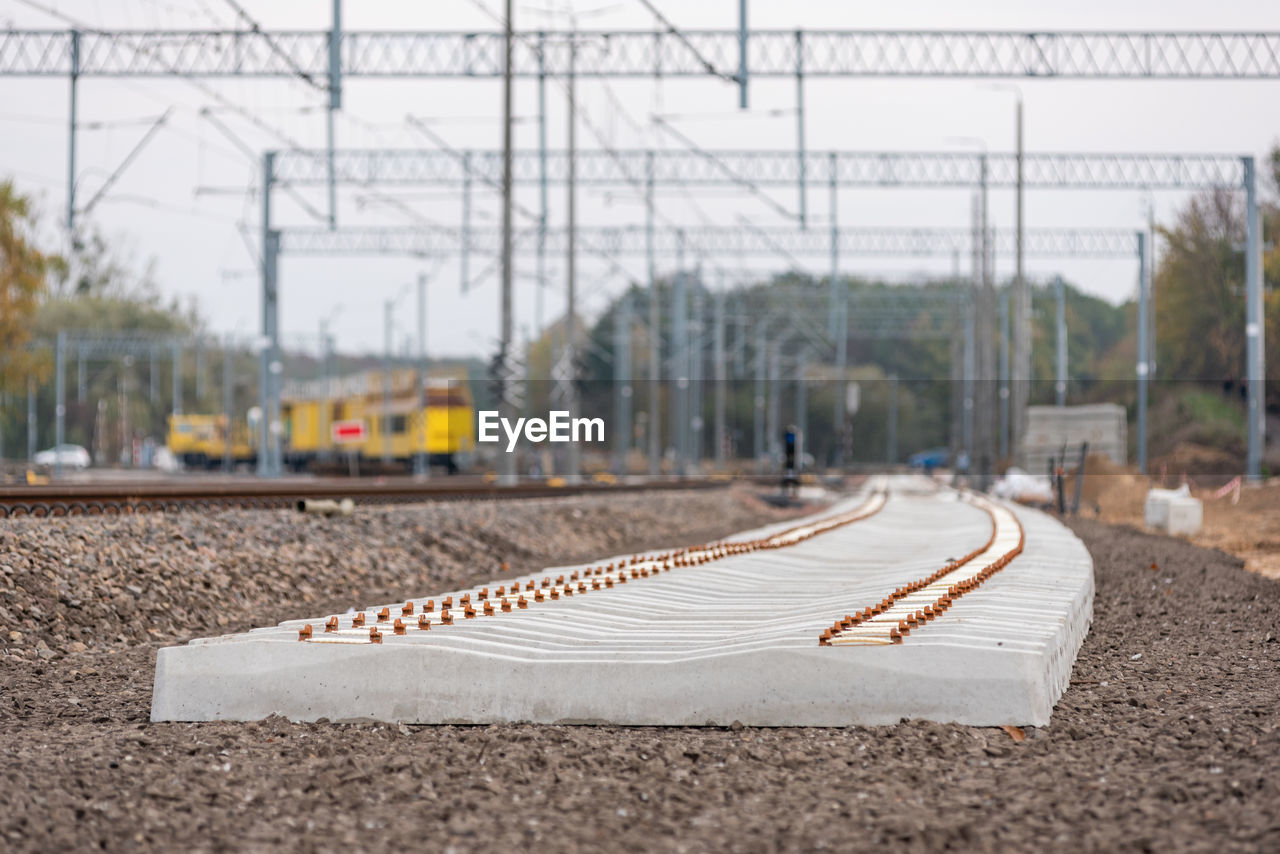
xmin=0 ymin=476 xmax=731 ymax=518
xmin=150 ymin=476 xmax=1096 ymax=726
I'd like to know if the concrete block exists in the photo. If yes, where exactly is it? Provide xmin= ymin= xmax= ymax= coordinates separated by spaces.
xmin=1165 ymin=496 xmax=1203 ymax=536
xmin=1145 ymin=486 xmax=1190 ymax=530
xmin=151 ymin=478 xmax=1094 ymax=728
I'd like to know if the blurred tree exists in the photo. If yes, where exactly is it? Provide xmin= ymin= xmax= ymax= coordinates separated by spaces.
xmin=0 ymin=180 xmax=61 ymax=396
xmin=1155 ymin=188 xmax=1247 ymax=386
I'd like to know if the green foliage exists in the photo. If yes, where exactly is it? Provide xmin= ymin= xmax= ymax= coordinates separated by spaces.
xmin=0 ymin=180 xmax=61 ymax=396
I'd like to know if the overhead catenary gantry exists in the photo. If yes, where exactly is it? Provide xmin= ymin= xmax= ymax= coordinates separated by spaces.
xmin=276 ymin=224 xmax=1145 ymax=259
xmin=262 ymin=146 xmax=1259 ymax=476
xmin=6 ymin=28 xmax=1280 ymax=79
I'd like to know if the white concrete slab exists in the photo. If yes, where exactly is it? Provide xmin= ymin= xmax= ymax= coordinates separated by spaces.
xmin=151 ymin=477 xmax=1094 ymax=727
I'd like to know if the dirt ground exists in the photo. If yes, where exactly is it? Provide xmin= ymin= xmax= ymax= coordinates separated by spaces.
xmin=1072 ymin=453 xmax=1280 ymax=579
xmin=2 ymin=490 xmax=1280 ymax=852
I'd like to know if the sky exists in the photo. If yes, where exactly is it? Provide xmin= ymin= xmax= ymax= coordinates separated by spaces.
xmin=3 ymin=0 xmax=1280 ymax=361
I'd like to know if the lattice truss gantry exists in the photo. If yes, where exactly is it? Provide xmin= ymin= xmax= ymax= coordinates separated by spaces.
xmin=4 ymin=28 xmax=1280 ymax=79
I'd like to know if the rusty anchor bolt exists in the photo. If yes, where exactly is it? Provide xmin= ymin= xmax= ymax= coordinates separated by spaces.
xmin=440 ymin=610 xmax=453 ymax=625
xmin=369 ymin=627 xmax=383 ymax=644
xmin=418 ymin=615 xmax=431 ymax=630
xmin=325 ymin=617 xmax=339 ymax=633
xmin=501 ymin=598 xmax=512 ymax=612
xmin=377 ymin=607 xmax=390 ymax=622
xmin=298 ymin=624 xmax=313 ymax=641
xmin=393 ymin=618 xmax=407 ymax=635
xmin=402 ymin=601 xmax=415 ymax=616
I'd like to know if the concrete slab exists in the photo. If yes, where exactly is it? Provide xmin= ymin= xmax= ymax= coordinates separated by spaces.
xmin=151 ymin=478 xmax=1093 ymax=727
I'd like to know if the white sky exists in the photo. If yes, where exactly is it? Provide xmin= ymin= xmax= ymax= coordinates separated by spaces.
xmin=3 ymin=0 xmax=1280 ymax=359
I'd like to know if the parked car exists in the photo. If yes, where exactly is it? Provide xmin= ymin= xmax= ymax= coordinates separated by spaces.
xmin=32 ymin=443 xmax=91 ymax=470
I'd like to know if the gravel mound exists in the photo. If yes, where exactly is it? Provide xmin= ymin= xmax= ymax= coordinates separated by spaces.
xmin=0 ymin=487 xmax=799 ymax=659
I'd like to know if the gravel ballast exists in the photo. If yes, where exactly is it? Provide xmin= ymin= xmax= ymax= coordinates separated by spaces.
xmin=1 ymin=493 xmax=1279 ymax=852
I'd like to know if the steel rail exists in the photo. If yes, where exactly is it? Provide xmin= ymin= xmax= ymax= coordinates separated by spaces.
xmin=0 ymin=476 xmax=732 ymax=518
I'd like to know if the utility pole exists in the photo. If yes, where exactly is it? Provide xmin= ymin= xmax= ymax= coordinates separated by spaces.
xmin=1244 ymin=156 xmax=1265 ymax=481
xmin=829 ymin=152 xmax=847 ymax=469
xmin=1136 ymin=231 xmax=1148 ymax=474
xmin=999 ymin=287 xmax=1010 ymax=459
xmin=887 ymin=373 xmax=899 ymax=464
xmin=754 ymin=325 xmax=765 ymax=473
xmin=55 ymin=331 xmax=65 ymax=478
xmin=767 ymin=345 xmax=781 ymax=470
xmin=645 ymin=151 xmax=660 ymax=477
xmin=77 ymin=347 xmax=85 ymax=403
xmin=1011 ymin=97 xmax=1028 ymax=466
xmin=66 ymin=30 xmax=79 ymax=242
xmin=976 ymin=153 xmax=996 ymax=477
xmin=537 ymin=31 xmax=549 ymax=335
xmin=171 ymin=341 xmax=182 ymax=417
xmin=690 ymin=271 xmax=704 ymax=469
xmin=222 ymin=340 xmax=233 ymax=473
xmin=26 ymin=376 xmax=36 ymax=462
xmin=671 ymin=262 xmax=688 ymax=476
xmin=713 ymin=288 xmax=726 ymax=468
xmin=496 ymin=0 xmax=517 ymax=484
xmin=564 ymin=34 xmax=580 ymax=484
xmin=795 ymin=30 xmax=806 ymax=229
xmin=383 ymin=299 xmax=393 ymax=466
xmin=613 ymin=291 xmax=632 ymax=475
xmin=415 ymin=271 xmax=429 ymax=478
xmin=326 ymin=0 xmax=342 ymax=228
xmin=1055 ymin=275 xmax=1067 ymax=407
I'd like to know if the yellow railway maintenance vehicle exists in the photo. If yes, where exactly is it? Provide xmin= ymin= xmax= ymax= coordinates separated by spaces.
xmin=168 ymin=370 xmax=476 ymax=474
xmin=167 ymin=414 xmax=257 ymax=469
xmin=280 ymin=369 xmax=476 ymax=474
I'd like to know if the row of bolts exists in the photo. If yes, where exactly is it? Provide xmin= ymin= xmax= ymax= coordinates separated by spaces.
xmin=819 ymin=515 xmax=1024 ymax=645
xmin=297 ymin=495 xmax=889 ymax=644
